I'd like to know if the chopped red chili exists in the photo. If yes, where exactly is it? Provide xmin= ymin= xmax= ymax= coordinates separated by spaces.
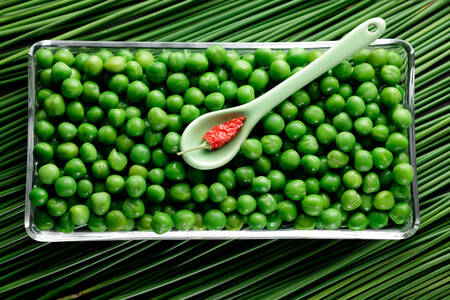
xmin=177 ymin=116 xmax=246 ymax=156
xmin=203 ymin=116 xmax=246 ymax=150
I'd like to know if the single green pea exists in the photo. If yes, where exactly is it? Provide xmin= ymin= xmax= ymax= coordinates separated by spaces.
xmin=205 ymin=44 xmax=227 ymax=66
xmin=252 ymin=155 xmax=271 ymax=174
xmin=108 ymin=74 xmax=130 ymax=94
xmin=256 ymin=193 xmax=276 ymax=215
xmin=278 ymin=149 xmax=301 ymax=171
xmin=254 ymin=48 xmax=273 ymax=67
xmin=315 ymin=123 xmax=337 ymax=145
xmin=251 ymin=176 xmax=271 ymax=194
xmin=191 ymin=184 xmax=208 ymax=203
xmin=57 ymin=122 xmax=77 ymax=141
xmin=380 ymin=64 xmax=401 ymax=85
xmin=29 ymin=186 xmax=49 ymax=206
xmin=91 ymin=160 xmax=110 ymax=180
xmin=68 ymin=204 xmax=90 ymax=226
xmin=354 ymin=117 xmax=373 ymax=136
xmin=372 ymin=147 xmax=394 ymax=170
xmin=284 ymin=179 xmax=306 ymax=201
xmin=390 ymin=183 xmax=410 ymax=202
xmin=33 ymin=142 xmax=54 ymax=163
xmin=105 ymin=175 xmax=125 ymax=195
xmin=55 ymin=212 xmax=75 ymax=233
xmin=380 ymin=87 xmax=402 ymax=108
xmin=392 ymin=108 xmax=412 ymax=130
xmin=240 ymin=138 xmax=263 ymax=160
xmin=278 ymin=101 xmax=298 ymax=122
xmin=354 ymin=150 xmax=373 ymax=172
xmin=356 ymin=82 xmax=378 ymax=102
xmin=104 ymin=56 xmax=126 ymax=73
xmin=324 ymin=94 xmax=346 ymax=116
xmin=319 ymin=172 xmax=341 ymax=193
xmin=299 ymin=155 xmax=320 ymax=175
xmin=151 ymin=148 xmax=169 ymax=167
xmin=266 ymin=170 xmax=286 ymax=192
xmin=219 ymin=80 xmax=238 ymax=101
xmin=56 ymin=142 xmax=79 ymax=161
xmin=332 ymin=60 xmax=352 ymax=80
xmin=129 ymin=165 xmax=148 ymax=177
xmin=297 ymin=135 xmax=319 ymax=155
xmin=125 ymin=175 xmax=146 ymax=198
xmin=294 ymin=213 xmax=316 ymax=230
xmin=205 ymin=92 xmax=225 ymax=111
xmin=105 ymin=210 xmax=127 ymax=231
xmin=269 ymin=59 xmax=291 ymax=81
xmin=371 ymin=124 xmax=389 ymax=142
xmin=107 ymin=149 xmax=128 ymax=171
xmin=286 ymin=47 xmax=307 ymax=67
xmin=97 ymin=125 xmax=117 ymax=145
xmin=203 ymin=209 xmax=226 ymax=230
xmin=46 ymin=197 xmax=68 ymax=217
xmin=167 ymin=114 xmax=183 ymax=131
xmin=66 ymin=101 xmax=84 ymax=122
xmin=145 ymin=61 xmax=168 ymax=84
xmin=392 ymin=163 xmax=414 ymax=186
xmin=276 ymin=200 xmax=297 ymax=222
xmin=301 ymin=194 xmax=323 ymax=216
xmin=146 ymin=184 xmax=166 ymax=204
xmin=291 ymin=90 xmax=310 ymax=109
xmin=247 ymin=212 xmax=266 ymax=230
xmin=162 ymin=132 xmax=181 ymax=154
xmin=332 ymin=112 xmax=353 ymax=132
xmin=335 ymin=131 xmax=355 ymax=153
xmin=63 ymin=158 xmax=87 ymax=180
xmin=166 ymin=73 xmax=190 ymax=94
xmin=347 ymin=212 xmax=369 ymax=231
xmin=35 ymin=120 xmax=55 ymax=141
xmin=237 ymin=194 xmax=257 ymax=215
xmin=172 ymin=210 xmax=195 ymax=231
xmin=127 ymin=80 xmax=149 ymax=103
xmin=284 ymin=120 xmax=307 ymax=141
xmin=389 ymin=203 xmax=411 ymax=225
xmin=319 ymin=208 xmax=342 ymax=230
xmin=305 ymin=177 xmax=320 ymax=194
xmin=122 ymin=198 xmax=145 ymax=219
xmin=307 ymin=50 xmax=322 ymax=62
xmin=169 ymin=183 xmax=191 ymax=202
xmin=320 ymin=76 xmax=339 ymax=95
xmin=147 ymin=168 xmax=164 ymax=184
xmin=217 ymin=168 xmax=236 ymax=190
xmin=198 ymin=72 xmax=219 ymax=93
xmin=248 ymin=69 xmax=269 ymax=91
xmin=368 ymin=210 xmax=388 ymax=230
xmin=34 ymin=209 xmax=55 ymax=230
xmin=263 ymin=113 xmax=285 ymax=134
xmin=117 ymin=49 xmax=134 ymax=62
xmin=342 ymin=170 xmax=363 ymax=189
xmin=44 ymin=93 xmax=65 ymax=117
xmin=51 ymin=61 xmax=72 ymax=82
xmin=327 ymin=149 xmax=349 ymax=169
xmin=87 ymin=215 xmax=107 ymax=232
xmin=39 ymin=68 xmax=52 ymax=87
xmin=373 ymin=190 xmax=395 ymax=210
xmin=36 ymin=48 xmax=54 ymax=68
xmin=83 ymin=55 xmax=103 ymax=77
xmin=79 ymin=143 xmax=97 ymax=163
xmin=340 ymin=189 xmax=361 ymax=211
xmin=207 ymin=182 xmax=227 ymax=203
xmin=236 ymin=85 xmax=255 ymax=104
xmin=385 ymin=132 xmax=409 ymax=154
xmin=353 ymin=63 xmax=375 ymax=82
xmin=125 ymin=117 xmax=146 ymax=137
xmin=303 ymin=105 xmax=325 ymax=126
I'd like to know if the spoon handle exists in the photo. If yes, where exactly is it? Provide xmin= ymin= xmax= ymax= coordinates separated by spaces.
xmin=245 ymin=17 xmax=386 ymax=117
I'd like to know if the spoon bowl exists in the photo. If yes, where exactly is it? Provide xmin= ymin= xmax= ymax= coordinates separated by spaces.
xmin=179 ymin=18 xmax=386 ymax=170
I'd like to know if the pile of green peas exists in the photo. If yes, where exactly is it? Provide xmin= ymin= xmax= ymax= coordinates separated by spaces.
xmin=30 ymin=44 xmax=413 ymax=234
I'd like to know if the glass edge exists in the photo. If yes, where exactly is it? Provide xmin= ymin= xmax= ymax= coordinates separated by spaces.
xmin=26 ymin=39 xmax=419 ymax=241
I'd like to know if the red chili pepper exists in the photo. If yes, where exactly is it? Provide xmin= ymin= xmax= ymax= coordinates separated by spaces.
xmin=203 ymin=116 xmax=246 ymax=150
xmin=177 ymin=116 xmax=246 ymax=155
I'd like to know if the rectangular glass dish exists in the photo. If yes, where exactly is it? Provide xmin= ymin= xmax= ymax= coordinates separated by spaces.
xmin=26 ymin=40 xmax=418 ymax=241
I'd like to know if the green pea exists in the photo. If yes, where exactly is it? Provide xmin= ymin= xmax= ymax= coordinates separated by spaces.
xmin=171 ymin=210 xmax=195 ymax=231
xmin=356 ymin=82 xmax=378 ymax=102
xmin=33 ymin=142 xmax=54 ymax=163
xmin=121 ymin=198 xmax=145 ymax=219
xmin=34 ymin=209 xmax=54 ymax=230
xmin=347 ymin=212 xmax=369 ymax=231
xmin=236 ymin=85 xmax=255 ymax=104
xmin=56 ymin=142 xmax=79 ymax=161
xmin=342 ymin=169 xmax=362 ymax=189
xmin=332 ymin=60 xmax=352 ymax=80
xmin=57 ymin=122 xmax=77 ymax=141
xmin=269 ymin=59 xmax=290 ymax=81
xmin=380 ymin=87 xmax=402 ymax=108
xmin=127 ymin=80 xmax=149 ymax=103
xmin=307 ymin=50 xmax=322 ymax=62
xmin=319 ymin=76 xmax=339 ymax=95
xmin=354 ymin=149 xmax=373 ymax=172
xmin=318 ymin=172 xmax=340 ymax=193
xmin=324 ymin=94 xmax=345 ymax=116
xmin=354 ymin=117 xmax=373 ymax=136
xmin=235 ymin=166 xmax=255 ymax=186
xmin=373 ymin=190 xmax=395 ymax=210
xmin=167 ymin=114 xmax=182 ymax=132
xmin=125 ymin=175 xmax=146 ymax=198
xmin=297 ymin=135 xmax=319 ymax=155
xmin=124 ymin=117 xmax=145 ymax=138
xmin=108 ymin=74 xmax=129 ymax=94
xmin=319 ymin=208 xmax=342 ymax=230
xmin=217 ymin=168 xmax=236 ymax=190
xmin=151 ymin=148 xmax=169 ymax=167
xmin=275 ymin=200 xmax=296 ymax=222
xmin=251 ymin=176 xmax=271 ymax=194
xmin=46 ymin=197 xmax=68 ymax=217
xmin=246 ymin=212 xmax=266 ymax=230
xmin=198 ymin=72 xmax=219 ymax=93
xmin=315 ymin=124 xmax=337 ymax=145
xmin=205 ymin=92 xmax=225 ymax=111
xmin=190 ymin=184 xmax=207 ymax=203
xmin=291 ymin=90 xmax=310 ymax=109
xmin=147 ymin=167 xmax=164 ymax=184
xmin=263 ymin=113 xmax=285 ymax=134
xmin=332 ymin=112 xmax=353 ymax=132
xmin=266 ymin=170 xmax=285 ymax=192
xmin=204 ymin=209 xmax=226 ymax=230
xmin=371 ymin=124 xmax=389 ymax=142
xmin=36 ymin=48 xmax=54 ymax=68
xmin=169 ymin=183 xmax=191 ymax=202
xmin=340 ymin=189 xmax=361 ymax=211
xmin=390 ymin=183 xmax=410 ymax=202
xmin=29 ymin=186 xmax=49 ymax=207
xmin=326 ymin=149 xmax=349 ymax=169
xmin=207 ymin=182 xmax=226 ymax=203
xmin=248 ymin=68 xmax=269 ymax=91
xmin=367 ymin=210 xmax=388 ymax=230
xmin=97 ymin=125 xmax=117 ymax=145
xmin=372 ymin=147 xmax=393 ymax=170
xmin=294 ymin=213 xmax=316 ymax=230
xmin=278 ymin=149 xmax=300 ymax=171
xmin=284 ymin=179 xmax=306 ymax=201
xmin=385 ymin=132 xmax=408 ymax=154
xmin=303 ymin=105 xmax=325 ymax=126
xmin=353 ymin=63 xmax=375 ymax=82
xmin=104 ymin=210 xmax=127 ymax=231
xmin=389 ymin=203 xmax=411 ymax=225
xmin=78 ymin=143 xmax=96 ymax=163
xmin=219 ymin=80 xmax=238 ymax=101
xmin=392 ymin=163 xmax=414 ymax=186
xmin=236 ymin=194 xmax=256 ymax=215
xmin=285 ymin=120 xmax=307 ymax=141
xmin=161 ymin=132 xmax=180 ymax=154
xmin=55 ymin=212 xmax=75 ymax=233
xmin=380 ymin=64 xmax=401 ymax=85
xmin=35 ymin=120 xmax=55 ymax=141
xmin=44 ymin=93 xmax=65 ymax=117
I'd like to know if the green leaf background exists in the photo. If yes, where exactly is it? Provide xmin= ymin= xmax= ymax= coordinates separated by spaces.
xmin=0 ymin=0 xmax=448 ymax=298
